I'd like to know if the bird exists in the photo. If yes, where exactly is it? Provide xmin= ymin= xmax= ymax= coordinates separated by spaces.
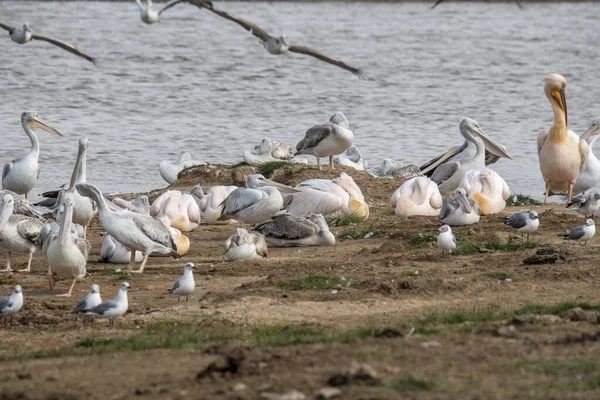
xmin=168 ymin=262 xmax=196 ymax=301
xmin=111 ymin=195 xmax=150 ymax=215
xmin=159 ymin=151 xmax=205 ymax=184
xmin=333 ymin=145 xmax=368 ymax=171
xmin=135 ymin=0 xmax=213 ymax=24
xmin=46 ymin=192 xmax=90 ymax=297
xmin=72 ymin=284 xmax=102 ymax=324
xmin=504 ymin=211 xmax=539 ymax=240
xmin=254 ymin=213 xmax=335 ymax=247
xmin=390 ymin=176 xmax=442 ymax=217
xmin=0 ymin=285 xmax=23 ymax=328
xmin=458 ymin=168 xmax=510 ymax=215
xmin=99 ymin=233 xmax=144 ymax=264
xmin=150 ymin=191 xmax=201 ymax=232
xmin=3 ymin=112 xmax=64 ymax=200
xmin=427 ymin=118 xmax=512 ymax=194
xmin=206 ymin=6 xmax=366 ymax=78
xmin=431 ymin=0 xmax=522 ymax=9
xmin=562 ymin=219 xmax=595 ymax=245
xmin=437 ymin=225 xmax=456 ymax=257
xmin=295 ymin=112 xmax=354 ymax=170
xmin=243 ymin=138 xmax=294 ymax=166
xmin=225 ymin=228 xmax=268 ymax=261
xmin=573 ymin=118 xmax=600 ymax=194
xmin=76 ymin=183 xmax=181 ymax=274
xmin=0 ymin=194 xmax=44 ymax=273
xmin=0 ymin=189 xmax=45 ymax=220
xmin=368 ymin=159 xmax=422 ymax=179
xmin=0 ymin=22 xmax=98 ymax=65
xmin=566 ymin=191 xmax=600 ymax=219
xmin=85 ymin=282 xmax=130 ymax=327
xmin=439 ymin=188 xmax=480 ymax=226
xmin=538 ymin=73 xmax=589 ymax=204
xmin=202 ymin=186 xmax=239 ymax=224
xmin=67 ymin=137 xmax=97 ymax=237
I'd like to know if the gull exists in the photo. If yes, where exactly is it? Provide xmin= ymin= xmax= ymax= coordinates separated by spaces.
xmin=254 ymin=213 xmax=335 ymax=247
xmin=390 ymin=176 xmax=442 ymax=217
xmin=72 ymin=284 xmax=102 ymax=325
xmin=437 ymin=225 xmax=456 ymax=257
xmin=0 ymin=285 xmax=23 ymax=328
xmin=333 ymin=145 xmax=368 ymax=171
xmin=566 ymin=191 xmax=600 ymax=219
xmin=562 ymin=219 xmax=595 ymax=245
xmin=504 ymin=211 xmax=539 ymax=240
xmin=207 ymin=6 xmax=366 ymax=78
xmin=295 ymin=112 xmax=354 ymax=170
xmin=0 ymin=23 xmax=98 ymax=65
xmin=169 ymin=262 xmax=196 ymax=301
xmin=431 ymin=0 xmax=522 ymax=9
xmin=159 ymin=151 xmax=205 ymax=184
xmin=573 ymin=118 xmax=600 ymax=194
xmin=85 ymin=282 xmax=130 ymax=327
xmin=369 ymin=159 xmax=422 ymax=179
xmin=243 ymin=138 xmax=293 ymax=166
xmin=439 ymin=188 xmax=480 ymax=226
xmin=225 ymin=228 xmax=268 ymax=261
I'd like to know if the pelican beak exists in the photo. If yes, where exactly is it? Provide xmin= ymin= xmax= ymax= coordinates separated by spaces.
xmin=420 ymin=144 xmax=465 ymax=175
xmin=581 ymin=124 xmax=600 ymax=142
xmin=471 ymin=125 xmax=512 ymax=160
xmin=456 ymin=191 xmax=474 ymax=214
xmin=551 ymin=87 xmax=568 ymax=126
xmin=29 ymin=117 xmax=64 ymax=137
xmin=260 ymin=179 xmax=301 ymax=194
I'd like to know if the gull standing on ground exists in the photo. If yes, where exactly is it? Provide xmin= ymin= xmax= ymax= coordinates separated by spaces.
xmin=68 ymin=138 xmax=97 ymax=237
xmin=0 ymin=194 xmax=44 ymax=272
xmin=439 ymin=188 xmax=480 ymax=226
xmin=0 ymin=285 xmax=23 ymax=327
xmin=562 ymin=219 xmax=595 ymax=245
xmin=85 ymin=282 xmax=130 ymax=327
xmin=72 ymin=284 xmax=102 ymax=324
xmin=0 ymin=23 xmax=98 ymax=65
xmin=169 ymin=262 xmax=196 ymax=301
xmin=566 ymin=191 xmax=600 ymax=219
xmin=504 ymin=211 xmax=539 ymax=240
xmin=390 ymin=176 xmax=442 ymax=217
xmin=3 ymin=112 xmax=64 ymax=200
xmin=437 ymin=225 xmax=456 ymax=257
xmin=254 ymin=214 xmax=335 ymax=247
xmin=573 ymin=119 xmax=600 ymax=194
xmin=159 ymin=151 xmax=205 ymax=184
xmin=295 ymin=112 xmax=354 ymax=170
xmin=225 ymin=228 xmax=268 ymax=261
xmin=76 ymin=183 xmax=181 ymax=274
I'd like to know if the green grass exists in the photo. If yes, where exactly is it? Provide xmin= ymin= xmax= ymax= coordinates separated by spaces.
xmin=277 ymin=275 xmax=356 ymax=291
xmin=388 ymin=374 xmax=435 ymax=393
xmin=259 ymin=161 xmax=292 ymax=178
xmin=327 ymin=212 xmax=365 ymax=227
xmin=506 ymin=193 xmax=542 ymax=206
xmin=516 ymin=358 xmax=600 ymax=391
xmin=407 ymin=232 xmax=438 ymax=245
xmin=486 ymin=272 xmax=513 ymax=280
xmin=338 ymin=227 xmax=378 ymax=240
xmin=406 ymin=270 xmax=421 ymax=277
xmin=452 ymin=237 xmax=542 ymax=256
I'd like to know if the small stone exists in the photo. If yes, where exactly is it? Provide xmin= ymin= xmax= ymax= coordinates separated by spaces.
xmin=496 ymin=325 xmax=518 ymax=338
xmin=261 ymin=390 xmax=306 ymax=400
xmin=233 ymin=383 xmax=247 ymax=392
xmin=316 ymin=387 xmax=342 ymax=399
xmin=331 ymin=290 xmax=338 ymax=295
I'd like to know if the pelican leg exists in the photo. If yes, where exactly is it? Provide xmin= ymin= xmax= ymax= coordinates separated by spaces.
xmin=25 ymin=193 xmax=29 ymax=201
xmin=567 ymin=182 xmax=574 ymax=203
xmin=316 ymin=158 xmax=321 ymax=170
xmin=132 ymin=254 xmax=149 ymax=274
xmin=544 ymin=181 xmax=550 ymax=204
xmin=329 ymin=156 xmax=335 ymax=170
xmin=56 ymin=278 xmax=77 ymax=297
xmin=48 ymin=269 xmax=56 ymax=290
xmin=0 ymin=251 xmax=13 ymax=272
xmin=18 ymin=253 xmax=34 ymax=273
xmin=128 ymin=249 xmax=136 ymax=272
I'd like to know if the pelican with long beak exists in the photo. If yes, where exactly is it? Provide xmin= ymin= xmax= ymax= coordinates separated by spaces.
xmin=573 ymin=118 xmax=600 ymax=194
xmin=2 ymin=112 xmax=64 ymax=200
xmin=439 ymin=188 xmax=480 ymax=226
xmin=428 ymin=118 xmax=512 ymax=194
xmin=538 ymin=74 xmax=588 ymax=203
xmin=68 ymin=137 xmax=97 ymax=237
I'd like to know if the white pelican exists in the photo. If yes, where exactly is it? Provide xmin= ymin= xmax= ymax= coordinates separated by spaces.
xmin=254 ymin=213 xmax=335 ymax=247
xmin=437 ymin=225 xmax=456 ymax=257
xmin=76 ymin=183 xmax=180 ymax=274
xmin=46 ymin=192 xmax=90 ymax=297
xmin=112 ymin=195 xmax=150 ymax=215
xmin=169 ymin=262 xmax=196 ymax=302
xmin=333 ymin=145 xmax=368 ymax=171
xmin=225 ymin=228 xmax=268 ymax=261
xmin=206 ymin=6 xmax=366 ymax=78
xmin=68 ymin=137 xmax=97 ymax=236
xmin=99 ymin=234 xmax=144 ymax=264
xmin=538 ymin=74 xmax=589 ymax=204
xmin=431 ymin=0 xmax=522 ymax=9
xmin=0 ymin=23 xmax=98 ymax=65
xmin=159 ymin=151 xmax=205 ymax=184
xmin=505 ymin=211 xmax=539 ymax=240
xmin=369 ymin=159 xmax=422 ymax=179
xmin=566 ymin=191 xmax=600 ymax=219
xmin=562 ymin=219 xmax=595 ymax=245
xmin=295 ymin=112 xmax=354 ymax=170
xmin=243 ymin=138 xmax=293 ymax=166
xmin=390 ymin=176 xmax=442 ymax=217
xmin=218 ymin=175 xmax=290 ymax=224
xmin=37 ymin=201 xmax=85 ymax=258
xmin=458 ymin=168 xmax=510 ymax=215
xmin=439 ymin=188 xmax=480 ymax=226
xmin=0 ymin=285 xmax=23 ymax=327
xmin=150 ymin=191 xmax=201 ymax=232
xmin=573 ymin=119 xmax=600 ymax=194
xmin=202 ymin=186 xmax=238 ymax=224
xmin=0 ymin=194 xmax=44 ymax=273
xmin=85 ymin=282 xmax=130 ymax=327
xmin=2 ymin=112 xmax=64 ymax=200
xmin=428 ymin=118 xmax=511 ymax=194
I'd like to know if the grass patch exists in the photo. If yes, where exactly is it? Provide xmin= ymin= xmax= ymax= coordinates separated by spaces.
xmin=338 ymin=227 xmax=378 ymax=240
xmin=388 ymin=374 xmax=435 ymax=393
xmin=452 ymin=237 xmax=541 ymax=256
xmin=327 ymin=212 xmax=365 ymax=227
xmin=407 ymin=232 xmax=437 ymax=245
xmin=98 ymin=268 xmax=130 ymax=276
xmin=406 ymin=270 xmax=421 ymax=277
xmin=506 ymin=193 xmax=542 ymax=206
xmin=486 ymin=272 xmax=513 ymax=281
xmin=259 ymin=161 xmax=292 ymax=178
xmin=516 ymin=358 xmax=600 ymax=391
xmin=277 ymin=275 xmax=355 ymax=291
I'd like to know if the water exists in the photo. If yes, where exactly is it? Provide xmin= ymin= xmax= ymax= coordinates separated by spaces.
xmin=1 ymin=1 xmax=599 ymax=200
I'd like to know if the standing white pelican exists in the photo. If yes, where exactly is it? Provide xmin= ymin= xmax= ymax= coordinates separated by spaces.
xmin=0 ymin=23 xmax=98 ymax=65
xmin=76 ymin=183 xmax=181 ymax=274
xmin=0 ymin=195 xmax=44 ymax=272
xmin=3 ymin=112 xmax=64 ymax=200
xmin=333 ymin=146 xmax=368 ymax=171
xmin=224 ymin=228 xmax=268 ymax=261
xmin=46 ymin=192 xmax=90 ymax=297
xmin=243 ymin=138 xmax=293 ymax=166
xmin=458 ymin=168 xmax=510 ymax=215
xmin=390 ymin=176 xmax=442 ymax=217
xmin=295 ymin=112 xmax=354 ymax=170
xmin=150 ymin=191 xmax=201 ymax=232
xmin=159 ymin=151 xmax=205 ymax=184
xmin=538 ymin=73 xmax=588 ymax=204
xmin=573 ymin=119 xmax=600 ymax=194
xmin=439 ymin=188 xmax=480 ymax=226
xmin=429 ymin=118 xmax=512 ymax=194
xmin=254 ymin=214 xmax=335 ymax=247
xmin=68 ymin=137 xmax=97 ymax=236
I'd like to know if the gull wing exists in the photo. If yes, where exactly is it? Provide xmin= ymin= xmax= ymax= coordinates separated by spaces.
xmin=296 ymin=124 xmax=334 ymax=153
xmin=288 ymin=45 xmax=366 ymax=79
xmin=0 ymin=23 xmax=15 ymax=34
xmin=565 ymin=226 xmax=586 ymax=240
xmin=505 ymin=212 xmax=528 ymax=229
xmin=31 ymin=34 xmax=99 ymax=66
xmin=208 ymin=6 xmax=272 ymax=43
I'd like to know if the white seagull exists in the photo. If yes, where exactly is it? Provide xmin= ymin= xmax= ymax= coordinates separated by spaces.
xmin=0 ymin=285 xmax=23 ymax=327
xmin=85 ymin=282 xmax=130 ymax=327
xmin=254 ymin=213 xmax=335 ymax=247
xmin=243 ymin=138 xmax=293 ymax=166
xmin=439 ymin=188 xmax=480 ymax=226
xmin=72 ymin=284 xmax=102 ymax=324
xmin=225 ymin=228 xmax=268 ymax=261
xmin=567 ymin=191 xmax=600 ymax=219
xmin=159 ymin=151 xmax=205 ymax=184
xmin=562 ymin=219 xmax=595 ymax=245
xmin=504 ymin=211 xmax=540 ymax=240
xmin=437 ymin=225 xmax=456 ymax=257
xmin=168 ymin=262 xmax=196 ymax=301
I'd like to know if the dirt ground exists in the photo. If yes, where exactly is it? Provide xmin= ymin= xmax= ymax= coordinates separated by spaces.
xmin=1 ymin=164 xmax=600 ymax=400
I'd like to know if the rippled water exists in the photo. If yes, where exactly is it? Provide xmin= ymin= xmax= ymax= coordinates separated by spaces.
xmin=1 ymin=1 xmax=599 ymax=200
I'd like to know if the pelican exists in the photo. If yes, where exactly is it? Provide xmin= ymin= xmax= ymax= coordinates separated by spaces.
xmin=207 ymin=6 xmax=366 ymax=78
xmin=159 ymin=151 xmax=205 ymax=184
xmin=67 ymin=137 xmax=97 ymax=236
xmin=224 ymin=228 xmax=268 ymax=261
xmin=0 ymin=23 xmax=98 ymax=65
xmin=3 ymin=112 xmax=64 ymax=200
xmin=76 ymin=183 xmax=180 ymax=274
xmin=111 ymin=195 xmax=150 ymax=215
xmin=203 ymin=186 xmax=238 ymax=224
xmin=538 ymin=74 xmax=589 ymax=204
xmin=217 ymin=174 xmax=291 ymax=224
xmin=46 ymin=192 xmax=90 ymax=297
xmin=431 ymin=0 xmax=522 ymax=9
xmin=243 ymin=138 xmax=293 ymax=166
xmin=573 ymin=119 xmax=600 ymax=194
xmin=390 ymin=176 xmax=442 ymax=217
xmin=254 ymin=214 xmax=335 ymax=247
xmin=99 ymin=234 xmax=144 ymax=264
xmin=36 ymin=201 xmax=85 ymax=257
xmin=0 ymin=190 xmax=44 ymax=220
xmin=428 ymin=118 xmax=511 ymax=194
xmin=369 ymin=159 xmax=422 ymax=179
xmin=295 ymin=112 xmax=354 ymax=170
xmin=150 ymin=191 xmax=201 ymax=231
xmin=439 ymin=188 xmax=480 ymax=226
xmin=458 ymin=168 xmax=510 ymax=215
xmin=0 ymin=194 xmax=44 ymax=272
xmin=333 ymin=146 xmax=368 ymax=171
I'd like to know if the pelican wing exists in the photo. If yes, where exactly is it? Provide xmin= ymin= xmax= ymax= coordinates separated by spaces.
xmin=16 ymin=219 xmax=44 ymax=242
xmin=537 ymin=130 xmax=548 ymax=154
xmin=0 ymin=190 xmax=45 ymax=220
xmin=288 ymin=45 xmax=366 ymax=79
xmin=282 ymin=190 xmax=344 ymax=217
xmin=254 ymin=215 xmax=318 ymax=240
xmin=133 ymin=214 xmax=176 ymax=250
xmin=76 ymin=238 xmax=91 ymax=259
xmin=159 ymin=0 xmax=213 ymax=15
xmin=579 ymin=138 xmax=589 ymax=172
xmin=296 ymin=124 xmax=334 ymax=153
xmin=431 ymin=160 xmax=460 ymax=185
xmin=220 ymin=188 xmax=263 ymax=217
xmin=208 ymin=7 xmax=271 ymax=42
xmin=0 ymin=23 xmax=15 ymax=34
xmin=30 ymin=34 xmax=99 ymax=66
xmin=420 ymin=143 xmax=466 ymax=176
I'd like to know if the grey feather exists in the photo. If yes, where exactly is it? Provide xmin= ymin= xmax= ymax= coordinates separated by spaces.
xmin=431 ymin=161 xmax=460 ymax=185
xmin=565 ymin=226 xmax=586 ymax=240
xmin=169 ymin=280 xmax=180 ymax=294
xmin=505 ymin=212 xmax=528 ymax=229
xmin=254 ymin=215 xmax=318 ymax=240
xmin=0 ymin=297 xmax=12 ymax=314
xmin=439 ymin=197 xmax=459 ymax=220
xmin=16 ymin=218 xmax=44 ymax=242
xmin=295 ymin=124 xmax=334 ymax=153
xmin=219 ymin=188 xmax=263 ymax=219
xmin=132 ymin=215 xmax=177 ymax=251
xmin=2 ymin=163 xmax=11 ymax=182
xmin=87 ymin=301 xmax=117 ymax=315
xmin=0 ymin=190 xmax=45 ymax=220
xmin=566 ymin=193 xmax=587 ymax=208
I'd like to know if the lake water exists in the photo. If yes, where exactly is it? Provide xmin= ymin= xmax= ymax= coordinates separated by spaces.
xmin=1 ymin=1 xmax=599 ymax=201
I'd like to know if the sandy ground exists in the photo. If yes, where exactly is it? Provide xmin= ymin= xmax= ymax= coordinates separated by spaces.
xmin=1 ymin=164 xmax=599 ymax=400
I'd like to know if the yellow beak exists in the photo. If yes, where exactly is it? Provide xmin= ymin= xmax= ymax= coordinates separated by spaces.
xmin=29 ymin=117 xmax=64 ymax=137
